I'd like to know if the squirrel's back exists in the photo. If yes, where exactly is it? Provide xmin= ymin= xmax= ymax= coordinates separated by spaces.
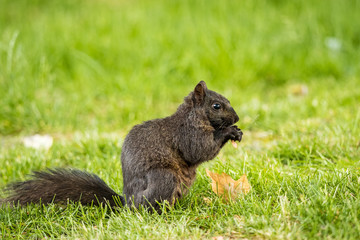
xmin=121 ymin=115 xmax=187 ymax=198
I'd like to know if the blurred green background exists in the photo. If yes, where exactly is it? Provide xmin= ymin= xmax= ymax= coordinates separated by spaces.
xmin=1 ymin=1 xmax=360 ymax=238
xmin=1 ymin=0 xmax=359 ymax=136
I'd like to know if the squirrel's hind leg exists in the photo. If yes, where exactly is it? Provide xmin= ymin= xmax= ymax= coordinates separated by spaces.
xmin=127 ymin=169 xmax=178 ymax=213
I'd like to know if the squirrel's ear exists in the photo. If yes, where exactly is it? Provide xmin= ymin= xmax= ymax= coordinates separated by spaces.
xmin=193 ymin=81 xmax=207 ymax=105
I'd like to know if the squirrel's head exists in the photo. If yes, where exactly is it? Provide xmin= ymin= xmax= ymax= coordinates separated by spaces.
xmin=192 ymin=81 xmax=239 ymax=129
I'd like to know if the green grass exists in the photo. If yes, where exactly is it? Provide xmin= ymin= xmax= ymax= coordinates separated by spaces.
xmin=1 ymin=0 xmax=360 ymax=239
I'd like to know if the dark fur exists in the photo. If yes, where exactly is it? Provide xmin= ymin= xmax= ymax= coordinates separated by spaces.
xmin=1 ymin=169 xmax=124 ymax=207
xmin=1 ymin=81 xmax=242 ymax=212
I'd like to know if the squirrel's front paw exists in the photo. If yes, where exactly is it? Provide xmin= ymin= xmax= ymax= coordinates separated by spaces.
xmin=226 ymin=125 xmax=243 ymax=142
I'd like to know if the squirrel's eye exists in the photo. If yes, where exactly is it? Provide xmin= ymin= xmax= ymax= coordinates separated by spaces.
xmin=212 ymin=103 xmax=221 ymax=110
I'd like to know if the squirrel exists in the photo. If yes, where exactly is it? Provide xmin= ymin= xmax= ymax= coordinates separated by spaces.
xmin=0 ymin=81 xmax=242 ymax=212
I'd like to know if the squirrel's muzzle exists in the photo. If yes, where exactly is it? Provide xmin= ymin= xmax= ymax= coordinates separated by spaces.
xmin=230 ymin=107 xmax=239 ymax=123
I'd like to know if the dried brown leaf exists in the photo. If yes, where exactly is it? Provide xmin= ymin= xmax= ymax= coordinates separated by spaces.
xmin=206 ymin=169 xmax=251 ymax=202
xmin=289 ymin=84 xmax=309 ymax=96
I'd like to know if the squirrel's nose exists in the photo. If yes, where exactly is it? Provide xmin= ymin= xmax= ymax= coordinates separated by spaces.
xmin=231 ymin=107 xmax=239 ymax=123
xmin=234 ymin=114 xmax=239 ymax=123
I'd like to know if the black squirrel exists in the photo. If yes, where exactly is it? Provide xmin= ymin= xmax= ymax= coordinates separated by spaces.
xmin=0 ymin=81 xmax=242 ymax=212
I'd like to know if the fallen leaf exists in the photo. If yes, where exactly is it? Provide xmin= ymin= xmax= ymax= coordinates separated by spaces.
xmin=231 ymin=140 xmax=238 ymax=148
xmin=289 ymin=84 xmax=308 ymax=96
xmin=206 ymin=169 xmax=251 ymax=202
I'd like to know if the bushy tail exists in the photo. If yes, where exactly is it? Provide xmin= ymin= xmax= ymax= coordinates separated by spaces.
xmin=1 ymin=169 xmax=125 ymax=208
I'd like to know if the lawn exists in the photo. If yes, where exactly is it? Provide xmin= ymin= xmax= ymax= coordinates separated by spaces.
xmin=1 ymin=0 xmax=360 ymax=239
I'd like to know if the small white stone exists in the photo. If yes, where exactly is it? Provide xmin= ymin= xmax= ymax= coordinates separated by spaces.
xmin=23 ymin=134 xmax=53 ymax=150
